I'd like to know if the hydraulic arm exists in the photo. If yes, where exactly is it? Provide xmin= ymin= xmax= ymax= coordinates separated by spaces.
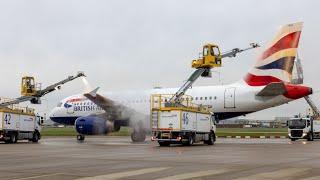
xmin=168 ymin=43 xmax=259 ymax=105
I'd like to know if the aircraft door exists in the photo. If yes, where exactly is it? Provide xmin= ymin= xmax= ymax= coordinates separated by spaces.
xmin=224 ymin=87 xmax=236 ymax=108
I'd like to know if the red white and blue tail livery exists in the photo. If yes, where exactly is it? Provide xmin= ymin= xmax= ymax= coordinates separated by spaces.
xmin=245 ymin=22 xmax=302 ymax=86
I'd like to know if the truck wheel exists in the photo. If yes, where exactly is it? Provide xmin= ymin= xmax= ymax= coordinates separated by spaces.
xmin=10 ymin=134 xmax=17 ymax=144
xmin=32 ymin=133 xmax=39 ymax=143
xmin=308 ymin=134 xmax=314 ymax=141
xmin=77 ymin=135 xmax=85 ymax=141
xmin=184 ymin=135 xmax=194 ymax=146
xmin=206 ymin=132 xmax=215 ymax=145
xmin=158 ymin=141 xmax=170 ymax=147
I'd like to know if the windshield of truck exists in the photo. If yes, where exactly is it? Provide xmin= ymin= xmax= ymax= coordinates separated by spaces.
xmin=288 ymin=119 xmax=306 ymax=129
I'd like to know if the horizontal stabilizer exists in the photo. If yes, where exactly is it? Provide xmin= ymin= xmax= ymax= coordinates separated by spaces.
xmin=256 ymin=82 xmax=287 ymax=96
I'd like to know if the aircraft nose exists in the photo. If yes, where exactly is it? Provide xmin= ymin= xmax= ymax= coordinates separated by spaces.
xmin=49 ymin=107 xmax=58 ymax=119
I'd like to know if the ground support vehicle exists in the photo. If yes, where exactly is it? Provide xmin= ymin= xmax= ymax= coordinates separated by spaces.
xmin=0 ymin=105 xmax=43 ymax=143
xmin=288 ymin=116 xmax=320 ymax=141
xmin=151 ymin=94 xmax=216 ymax=146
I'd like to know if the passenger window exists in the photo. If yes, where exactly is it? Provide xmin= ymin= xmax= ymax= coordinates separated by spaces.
xmin=195 ymin=97 xmax=198 ymax=100
xmin=200 ymin=97 xmax=203 ymax=100
xmin=205 ymin=97 xmax=207 ymax=100
xmin=209 ymin=97 xmax=212 ymax=100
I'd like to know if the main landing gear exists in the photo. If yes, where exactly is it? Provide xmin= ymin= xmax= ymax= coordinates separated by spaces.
xmin=131 ymin=121 xmax=146 ymax=142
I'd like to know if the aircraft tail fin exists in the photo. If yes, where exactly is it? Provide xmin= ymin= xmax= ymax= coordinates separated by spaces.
xmin=244 ymin=22 xmax=303 ymax=86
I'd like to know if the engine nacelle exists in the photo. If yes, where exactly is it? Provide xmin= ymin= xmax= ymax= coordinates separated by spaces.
xmin=75 ymin=116 xmax=112 ymax=135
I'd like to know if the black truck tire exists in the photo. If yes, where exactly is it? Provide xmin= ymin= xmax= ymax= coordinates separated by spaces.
xmin=183 ymin=134 xmax=194 ymax=146
xmin=308 ymin=133 xmax=314 ymax=141
xmin=32 ymin=132 xmax=39 ymax=143
xmin=206 ymin=132 xmax=215 ymax=145
xmin=10 ymin=134 xmax=17 ymax=144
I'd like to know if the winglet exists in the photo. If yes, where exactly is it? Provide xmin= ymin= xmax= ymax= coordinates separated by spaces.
xmin=86 ymin=87 xmax=100 ymax=98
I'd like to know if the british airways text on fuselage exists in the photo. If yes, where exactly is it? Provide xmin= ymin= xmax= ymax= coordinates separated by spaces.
xmin=64 ymin=98 xmax=103 ymax=112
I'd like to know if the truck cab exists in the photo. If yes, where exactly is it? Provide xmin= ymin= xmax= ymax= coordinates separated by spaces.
xmin=288 ymin=116 xmax=320 ymax=141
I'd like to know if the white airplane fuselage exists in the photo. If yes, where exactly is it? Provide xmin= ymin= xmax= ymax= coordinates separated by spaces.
xmin=49 ymin=80 xmax=310 ymax=126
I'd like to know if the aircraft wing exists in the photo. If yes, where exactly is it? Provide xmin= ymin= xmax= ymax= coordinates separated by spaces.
xmin=83 ymin=87 xmax=124 ymax=120
xmin=256 ymin=82 xmax=287 ymax=96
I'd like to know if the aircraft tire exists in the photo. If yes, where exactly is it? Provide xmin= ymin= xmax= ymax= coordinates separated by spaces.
xmin=77 ymin=135 xmax=85 ymax=141
xmin=131 ymin=131 xmax=146 ymax=142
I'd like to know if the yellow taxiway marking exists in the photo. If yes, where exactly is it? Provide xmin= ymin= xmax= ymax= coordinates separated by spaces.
xmin=77 ymin=167 xmax=169 ymax=180
xmin=12 ymin=173 xmax=64 ymax=180
xmin=234 ymin=168 xmax=310 ymax=180
xmin=156 ymin=169 xmax=232 ymax=180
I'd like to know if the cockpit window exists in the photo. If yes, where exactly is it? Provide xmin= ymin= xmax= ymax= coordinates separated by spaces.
xmin=57 ymin=102 xmax=63 ymax=107
xmin=212 ymin=47 xmax=219 ymax=56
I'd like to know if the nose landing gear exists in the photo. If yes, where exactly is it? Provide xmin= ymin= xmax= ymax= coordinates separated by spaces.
xmin=77 ymin=134 xmax=85 ymax=141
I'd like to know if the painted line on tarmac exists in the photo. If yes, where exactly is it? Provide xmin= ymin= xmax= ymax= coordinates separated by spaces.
xmin=12 ymin=173 xmax=64 ymax=180
xmin=301 ymin=176 xmax=320 ymax=180
xmin=217 ymin=136 xmax=287 ymax=139
xmin=155 ymin=169 xmax=232 ymax=180
xmin=234 ymin=168 xmax=310 ymax=180
xmin=76 ymin=167 xmax=169 ymax=180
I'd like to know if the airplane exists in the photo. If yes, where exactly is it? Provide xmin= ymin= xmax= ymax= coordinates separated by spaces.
xmin=49 ymin=22 xmax=312 ymax=142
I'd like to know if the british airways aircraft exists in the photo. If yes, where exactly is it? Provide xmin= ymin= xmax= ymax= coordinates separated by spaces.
xmin=49 ymin=22 xmax=312 ymax=142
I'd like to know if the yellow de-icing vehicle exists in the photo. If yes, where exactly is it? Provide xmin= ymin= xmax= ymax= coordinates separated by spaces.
xmin=151 ymin=43 xmax=259 ymax=146
xmin=0 ymin=72 xmax=86 ymax=107
xmin=21 ymin=76 xmax=38 ymax=96
xmin=192 ymin=43 xmax=222 ymax=69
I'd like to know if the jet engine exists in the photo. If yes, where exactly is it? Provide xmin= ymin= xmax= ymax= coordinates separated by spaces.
xmin=75 ymin=116 xmax=113 ymax=135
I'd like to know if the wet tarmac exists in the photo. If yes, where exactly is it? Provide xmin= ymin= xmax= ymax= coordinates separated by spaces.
xmin=0 ymin=136 xmax=320 ymax=180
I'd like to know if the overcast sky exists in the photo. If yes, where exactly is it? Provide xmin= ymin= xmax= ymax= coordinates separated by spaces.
xmin=0 ymin=0 xmax=318 ymax=119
